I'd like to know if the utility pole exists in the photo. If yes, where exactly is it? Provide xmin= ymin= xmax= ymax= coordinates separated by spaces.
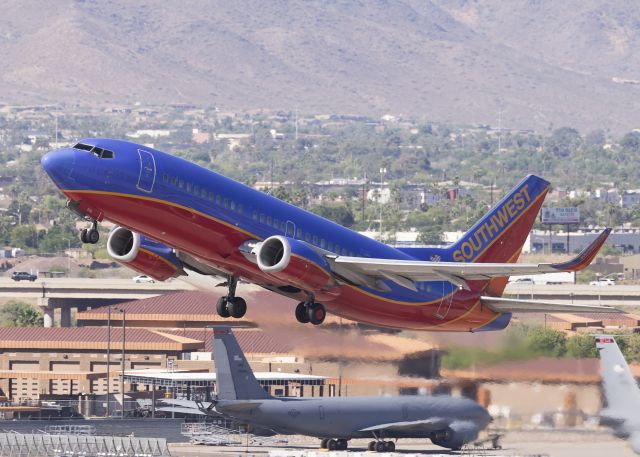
xmin=106 ymin=306 xmax=111 ymax=417
xmin=379 ymin=168 xmax=386 ymax=241
xmin=116 ymin=308 xmax=126 ymax=419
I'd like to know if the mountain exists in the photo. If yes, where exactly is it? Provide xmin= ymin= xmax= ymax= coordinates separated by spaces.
xmin=1 ymin=0 xmax=640 ymax=132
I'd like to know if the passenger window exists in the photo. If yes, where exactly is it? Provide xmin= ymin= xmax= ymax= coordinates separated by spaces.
xmin=202 ymin=188 xmax=207 ymax=198
xmin=238 ymin=204 xmax=243 ymax=213
xmin=296 ymin=228 xmax=302 ymax=239
xmin=260 ymin=214 xmax=265 ymax=223
xmin=179 ymin=179 xmax=184 ymax=189
xmin=163 ymin=173 xmax=169 ymax=183
xmin=313 ymin=235 xmax=318 ymax=245
xmin=216 ymin=195 xmax=221 ymax=205
xmin=172 ymin=176 xmax=178 ymax=185
xmin=231 ymin=201 xmax=236 ymax=211
xmin=328 ymin=241 xmax=334 ymax=251
xmin=194 ymin=184 xmax=199 ymax=195
xmin=208 ymin=192 xmax=214 ymax=201
xmin=186 ymin=182 xmax=192 ymax=192
xmin=252 ymin=210 xmax=258 ymax=220
xmin=342 ymin=248 xmax=347 ymax=255
xmin=274 ymin=218 xmax=279 ymax=228
xmin=335 ymin=244 xmax=340 ymax=254
xmin=280 ymin=221 xmax=285 ymax=231
xmin=223 ymin=198 xmax=229 ymax=208
xmin=305 ymin=233 xmax=311 ymax=242
xmin=320 ymin=239 xmax=326 ymax=249
xmin=267 ymin=216 xmax=272 ymax=225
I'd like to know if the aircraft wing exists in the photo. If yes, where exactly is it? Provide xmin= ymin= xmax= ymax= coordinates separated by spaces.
xmin=481 ymin=297 xmax=619 ymax=313
xmin=359 ymin=417 xmax=448 ymax=434
xmin=157 ymin=406 xmax=209 ymax=416
xmin=329 ymin=228 xmax=610 ymax=291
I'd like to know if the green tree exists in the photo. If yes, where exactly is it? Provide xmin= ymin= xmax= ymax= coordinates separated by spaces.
xmin=310 ymin=205 xmax=355 ymax=227
xmin=525 ymin=327 xmax=567 ymax=357
xmin=0 ymin=301 xmax=44 ymax=327
xmin=566 ymin=333 xmax=598 ymax=358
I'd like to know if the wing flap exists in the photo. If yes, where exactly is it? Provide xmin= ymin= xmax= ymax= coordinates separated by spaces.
xmin=359 ymin=417 xmax=447 ymax=433
xmin=481 ymin=296 xmax=619 ymax=313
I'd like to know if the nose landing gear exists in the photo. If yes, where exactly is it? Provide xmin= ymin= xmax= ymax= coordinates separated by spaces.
xmin=80 ymin=220 xmax=100 ymax=244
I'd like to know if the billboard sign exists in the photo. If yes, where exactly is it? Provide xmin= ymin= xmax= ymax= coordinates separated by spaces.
xmin=541 ymin=207 xmax=580 ymax=224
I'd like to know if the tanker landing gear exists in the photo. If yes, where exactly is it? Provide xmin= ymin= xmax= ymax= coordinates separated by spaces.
xmin=216 ymin=276 xmax=247 ymax=319
xmin=320 ymin=438 xmax=348 ymax=450
xmin=295 ymin=298 xmax=326 ymax=325
xmin=367 ymin=440 xmax=395 ymax=452
xmin=80 ymin=220 xmax=100 ymax=244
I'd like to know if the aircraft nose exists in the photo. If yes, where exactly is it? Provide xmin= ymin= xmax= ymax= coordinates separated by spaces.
xmin=41 ymin=148 xmax=76 ymax=188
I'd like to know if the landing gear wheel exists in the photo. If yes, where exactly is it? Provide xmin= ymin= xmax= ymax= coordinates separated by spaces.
xmin=295 ymin=302 xmax=310 ymax=324
xmin=375 ymin=441 xmax=386 ymax=452
xmin=227 ymin=297 xmax=247 ymax=318
xmin=327 ymin=439 xmax=337 ymax=451
xmin=87 ymin=229 xmax=100 ymax=244
xmin=368 ymin=441 xmax=376 ymax=451
xmin=216 ymin=297 xmax=230 ymax=318
xmin=320 ymin=438 xmax=329 ymax=449
xmin=307 ymin=303 xmax=326 ymax=325
xmin=80 ymin=229 xmax=88 ymax=244
xmin=384 ymin=441 xmax=395 ymax=452
xmin=336 ymin=439 xmax=348 ymax=450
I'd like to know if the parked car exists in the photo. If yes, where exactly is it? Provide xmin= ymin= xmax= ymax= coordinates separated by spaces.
xmin=590 ymin=278 xmax=615 ymax=286
xmin=133 ymin=275 xmax=155 ymax=283
xmin=11 ymin=271 xmax=37 ymax=282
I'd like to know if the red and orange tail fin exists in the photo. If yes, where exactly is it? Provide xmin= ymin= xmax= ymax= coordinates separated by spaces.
xmin=447 ymin=174 xmax=550 ymax=295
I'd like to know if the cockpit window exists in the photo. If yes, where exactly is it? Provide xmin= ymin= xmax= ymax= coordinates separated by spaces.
xmin=72 ymin=143 xmax=114 ymax=159
xmin=74 ymin=143 xmax=93 ymax=151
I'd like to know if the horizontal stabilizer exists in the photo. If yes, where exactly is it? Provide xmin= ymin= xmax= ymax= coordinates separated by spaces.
xmin=359 ymin=417 xmax=448 ymax=433
xmin=480 ymin=297 xmax=620 ymax=313
xmin=481 ymin=296 xmax=619 ymax=314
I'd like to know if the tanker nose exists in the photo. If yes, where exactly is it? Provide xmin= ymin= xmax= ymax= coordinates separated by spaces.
xmin=41 ymin=148 xmax=76 ymax=188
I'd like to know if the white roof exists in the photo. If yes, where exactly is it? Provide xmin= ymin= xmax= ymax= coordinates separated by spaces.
xmin=122 ymin=369 xmax=325 ymax=382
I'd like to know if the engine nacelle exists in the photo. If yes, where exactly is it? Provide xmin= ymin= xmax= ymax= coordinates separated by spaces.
xmin=107 ymin=226 xmax=181 ymax=281
xmin=255 ymin=235 xmax=331 ymax=289
xmin=431 ymin=421 xmax=480 ymax=450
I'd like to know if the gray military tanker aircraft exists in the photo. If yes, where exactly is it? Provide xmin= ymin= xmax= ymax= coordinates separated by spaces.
xmin=596 ymin=335 xmax=640 ymax=454
xmin=166 ymin=327 xmax=491 ymax=451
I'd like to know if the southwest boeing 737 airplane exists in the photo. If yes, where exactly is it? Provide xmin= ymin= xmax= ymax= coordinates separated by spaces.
xmin=41 ymin=139 xmax=615 ymax=331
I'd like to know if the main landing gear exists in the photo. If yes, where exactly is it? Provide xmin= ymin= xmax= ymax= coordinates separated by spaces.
xmin=80 ymin=220 xmax=100 ymax=244
xmin=368 ymin=440 xmax=395 ymax=452
xmin=320 ymin=438 xmax=348 ymax=451
xmin=295 ymin=298 xmax=326 ymax=325
xmin=216 ymin=275 xmax=247 ymax=319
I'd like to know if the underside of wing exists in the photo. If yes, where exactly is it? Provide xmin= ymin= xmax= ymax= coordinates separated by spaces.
xmin=358 ymin=417 xmax=448 ymax=434
xmin=481 ymin=296 xmax=619 ymax=313
xmin=329 ymin=228 xmax=611 ymax=291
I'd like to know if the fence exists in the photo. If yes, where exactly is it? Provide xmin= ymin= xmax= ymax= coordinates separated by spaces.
xmin=0 ymin=431 xmax=171 ymax=457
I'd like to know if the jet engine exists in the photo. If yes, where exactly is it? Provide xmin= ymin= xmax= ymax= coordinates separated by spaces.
xmin=431 ymin=421 xmax=480 ymax=450
xmin=255 ymin=235 xmax=332 ymax=289
xmin=107 ymin=226 xmax=182 ymax=281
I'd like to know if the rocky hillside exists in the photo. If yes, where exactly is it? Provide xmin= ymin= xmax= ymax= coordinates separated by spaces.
xmin=1 ymin=0 xmax=640 ymax=132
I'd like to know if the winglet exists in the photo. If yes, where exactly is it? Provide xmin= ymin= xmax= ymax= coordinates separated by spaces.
xmin=551 ymin=228 xmax=611 ymax=272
